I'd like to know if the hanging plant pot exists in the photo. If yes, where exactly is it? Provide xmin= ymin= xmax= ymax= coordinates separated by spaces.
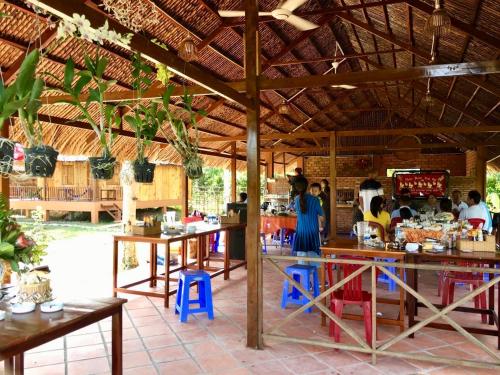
xmin=24 ymin=145 xmax=59 ymax=177
xmin=183 ymin=155 xmax=203 ymax=180
xmin=133 ymin=158 xmax=156 ymax=183
xmin=0 ymin=137 xmax=15 ymax=174
xmin=89 ymin=156 xmax=116 ymax=180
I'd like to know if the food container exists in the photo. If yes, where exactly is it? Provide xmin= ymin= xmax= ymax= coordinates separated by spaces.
xmin=132 ymin=222 xmax=161 ymax=235
xmin=457 ymin=235 xmax=496 ymax=252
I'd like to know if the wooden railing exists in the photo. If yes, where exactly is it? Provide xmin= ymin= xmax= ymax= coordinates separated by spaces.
xmin=262 ymin=255 xmax=500 ymax=371
xmin=10 ymin=186 xmax=122 ymax=201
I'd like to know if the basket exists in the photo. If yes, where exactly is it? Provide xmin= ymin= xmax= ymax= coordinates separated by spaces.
xmin=132 ymin=222 xmax=161 ymax=235
xmin=456 ymin=235 xmax=496 ymax=252
xmin=220 ymin=213 xmax=240 ymax=224
xmin=18 ymin=271 xmax=53 ymax=304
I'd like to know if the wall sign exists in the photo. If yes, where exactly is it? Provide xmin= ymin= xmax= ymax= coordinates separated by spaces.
xmin=392 ymin=170 xmax=449 ymax=198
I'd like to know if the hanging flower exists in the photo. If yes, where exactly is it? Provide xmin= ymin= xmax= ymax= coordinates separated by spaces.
xmin=56 ymin=19 xmax=77 ymax=39
xmin=72 ymin=13 xmax=91 ymax=30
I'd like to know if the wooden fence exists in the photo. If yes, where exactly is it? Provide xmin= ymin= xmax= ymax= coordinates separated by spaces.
xmin=10 ymin=186 xmax=122 ymax=201
xmin=262 ymin=254 xmax=500 ymax=370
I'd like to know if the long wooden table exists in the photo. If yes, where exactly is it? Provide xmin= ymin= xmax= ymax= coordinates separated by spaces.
xmin=320 ymin=239 xmax=406 ymax=331
xmin=0 ymin=297 xmax=126 ymax=375
xmin=406 ymin=250 xmax=500 ymax=349
xmin=112 ymin=223 xmax=246 ymax=307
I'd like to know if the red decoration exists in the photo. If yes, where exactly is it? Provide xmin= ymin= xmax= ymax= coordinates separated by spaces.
xmin=395 ymin=172 xmax=447 ymax=198
xmin=14 ymin=143 xmax=24 ymax=161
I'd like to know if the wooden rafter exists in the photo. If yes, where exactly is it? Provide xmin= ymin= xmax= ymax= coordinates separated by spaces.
xmin=270 ymin=49 xmax=405 ymax=66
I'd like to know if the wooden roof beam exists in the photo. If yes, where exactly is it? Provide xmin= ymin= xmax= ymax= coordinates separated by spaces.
xmin=29 ymin=0 xmax=250 ymax=107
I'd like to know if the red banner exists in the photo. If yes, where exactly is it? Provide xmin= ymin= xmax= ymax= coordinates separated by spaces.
xmin=395 ymin=172 xmax=447 ymax=198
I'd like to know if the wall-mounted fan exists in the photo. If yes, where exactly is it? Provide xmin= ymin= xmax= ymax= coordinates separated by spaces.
xmin=218 ymin=0 xmax=319 ymax=31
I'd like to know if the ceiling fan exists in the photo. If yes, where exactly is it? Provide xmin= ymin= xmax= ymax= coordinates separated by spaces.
xmin=218 ymin=0 xmax=319 ymax=31
xmin=330 ymin=43 xmax=357 ymax=90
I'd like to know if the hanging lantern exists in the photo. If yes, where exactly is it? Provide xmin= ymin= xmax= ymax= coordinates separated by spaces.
xmin=424 ymin=90 xmax=434 ymax=108
xmin=278 ymin=101 xmax=291 ymax=116
xmin=425 ymin=0 xmax=451 ymax=37
xmin=178 ymin=35 xmax=198 ymax=62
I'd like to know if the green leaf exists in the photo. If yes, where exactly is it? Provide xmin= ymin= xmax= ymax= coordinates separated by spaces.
xmin=96 ymin=56 xmax=108 ymax=78
xmin=15 ymin=50 xmax=40 ymax=97
xmin=64 ymin=58 xmax=75 ymax=89
xmin=0 ymin=242 xmax=14 ymax=258
xmin=84 ymin=54 xmax=95 ymax=73
xmin=74 ymin=74 xmax=92 ymax=96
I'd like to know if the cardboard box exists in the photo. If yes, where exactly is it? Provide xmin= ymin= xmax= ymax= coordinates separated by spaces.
xmin=220 ymin=212 xmax=240 ymax=224
xmin=132 ymin=222 xmax=161 ymax=235
xmin=457 ymin=235 xmax=496 ymax=252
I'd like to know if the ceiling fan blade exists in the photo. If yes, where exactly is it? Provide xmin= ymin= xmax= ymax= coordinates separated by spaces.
xmin=218 ymin=10 xmax=272 ymax=17
xmin=281 ymin=0 xmax=309 ymax=12
xmin=331 ymin=84 xmax=357 ymax=89
xmin=285 ymin=14 xmax=319 ymax=31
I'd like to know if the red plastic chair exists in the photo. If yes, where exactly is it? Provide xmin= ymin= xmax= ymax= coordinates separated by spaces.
xmin=368 ymin=221 xmax=385 ymax=241
xmin=182 ymin=216 xmax=204 ymax=224
xmin=390 ymin=217 xmax=403 ymax=229
xmin=441 ymin=261 xmax=487 ymax=323
xmin=468 ymin=218 xmax=485 ymax=229
xmin=329 ymin=256 xmax=372 ymax=345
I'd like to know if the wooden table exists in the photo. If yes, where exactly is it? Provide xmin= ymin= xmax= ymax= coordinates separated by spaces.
xmin=320 ymin=239 xmax=406 ymax=331
xmin=406 ymin=250 xmax=500 ymax=349
xmin=260 ymin=215 xmax=297 ymax=235
xmin=0 ymin=297 xmax=126 ymax=375
xmin=112 ymin=223 xmax=247 ymax=307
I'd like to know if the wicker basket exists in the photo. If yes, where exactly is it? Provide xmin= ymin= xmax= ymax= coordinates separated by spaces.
xmin=456 ymin=235 xmax=496 ymax=253
xmin=18 ymin=271 xmax=53 ymax=303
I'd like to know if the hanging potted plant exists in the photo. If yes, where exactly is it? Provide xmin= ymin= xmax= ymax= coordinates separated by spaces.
xmin=0 ymin=79 xmax=21 ymax=174
xmin=161 ymin=86 xmax=206 ymax=180
xmin=125 ymin=54 xmax=167 ymax=183
xmin=14 ymin=49 xmax=58 ymax=177
xmin=52 ymin=53 xmax=123 ymax=179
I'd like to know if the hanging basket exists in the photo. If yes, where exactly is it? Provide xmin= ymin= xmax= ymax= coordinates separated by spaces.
xmin=0 ymin=137 xmax=15 ymax=174
xmin=133 ymin=158 xmax=156 ymax=183
xmin=24 ymin=145 xmax=59 ymax=177
xmin=89 ymin=156 xmax=116 ymax=180
xmin=183 ymin=155 xmax=203 ymax=180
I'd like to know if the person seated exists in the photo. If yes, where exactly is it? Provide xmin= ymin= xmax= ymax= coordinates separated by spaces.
xmin=459 ymin=190 xmax=492 ymax=232
xmin=399 ymin=207 xmax=414 ymax=220
xmin=435 ymin=198 xmax=455 ymax=222
xmin=422 ymin=194 xmax=440 ymax=215
xmin=451 ymin=190 xmax=468 ymax=217
xmin=363 ymin=195 xmax=390 ymax=240
xmin=352 ymin=197 xmax=364 ymax=227
xmin=391 ymin=195 xmax=417 ymax=219
xmin=239 ymin=192 xmax=248 ymax=203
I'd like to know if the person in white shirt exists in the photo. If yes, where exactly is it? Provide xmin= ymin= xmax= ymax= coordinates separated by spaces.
xmin=451 ymin=190 xmax=468 ymax=216
xmin=459 ymin=190 xmax=492 ymax=232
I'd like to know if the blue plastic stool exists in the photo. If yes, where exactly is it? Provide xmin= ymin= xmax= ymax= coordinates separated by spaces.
xmin=376 ymin=258 xmax=405 ymax=292
xmin=260 ymin=233 xmax=267 ymax=254
xmin=211 ymin=232 xmax=220 ymax=253
xmin=175 ymin=270 xmax=214 ymax=323
xmin=279 ymin=228 xmax=295 ymax=248
xmin=281 ymin=264 xmax=320 ymax=313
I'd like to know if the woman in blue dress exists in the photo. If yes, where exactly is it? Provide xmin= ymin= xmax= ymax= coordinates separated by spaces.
xmin=292 ymin=176 xmax=325 ymax=264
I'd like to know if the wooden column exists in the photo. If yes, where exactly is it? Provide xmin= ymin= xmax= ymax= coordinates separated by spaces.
xmin=245 ymin=0 xmax=263 ymax=350
xmin=231 ymin=142 xmax=237 ymax=202
xmin=476 ymin=146 xmax=487 ymax=199
xmin=0 ymin=121 xmax=9 ymax=207
xmin=329 ymin=132 xmax=337 ymax=239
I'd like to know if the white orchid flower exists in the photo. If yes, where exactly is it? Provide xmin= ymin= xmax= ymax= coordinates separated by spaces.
xmin=72 ymin=13 xmax=91 ymax=30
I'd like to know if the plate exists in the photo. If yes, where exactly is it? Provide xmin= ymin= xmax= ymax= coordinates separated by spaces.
xmin=11 ymin=302 xmax=36 ymax=314
xmin=41 ymin=300 xmax=64 ymax=313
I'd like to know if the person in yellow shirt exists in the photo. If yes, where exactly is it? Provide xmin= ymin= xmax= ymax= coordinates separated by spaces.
xmin=363 ymin=195 xmax=391 ymax=240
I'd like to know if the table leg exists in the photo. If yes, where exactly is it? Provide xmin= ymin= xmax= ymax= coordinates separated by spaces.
xmin=113 ymin=240 xmax=118 ymax=297
xmin=152 ymin=243 xmax=158 ymax=288
xmin=181 ymin=240 xmax=187 ymax=269
xmin=497 ymin=267 xmax=500 ymax=350
xmin=488 ymin=262 xmax=494 ymax=326
xmin=5 ymin=357 xmax=13 ymax=374
xmin=149 ymin=244 xmax=155 ymax=288
xmin=165 ymin=243 xmax=170 ymax=308
xmin=112 ymin=308 xmax=123 ymax=375
xmin=399 ymin=260 xmax=405 ymax=333
xmin=320 ymin=250 xmax=326 ymax=327
xmin=198 ymin=236 xmax=204 ymax=270
xmin=407 ymin=256 xmax=416 ymax=338
xmin=13 ymin=354 xmax=23 ymax=375
xmin=224 ymin=230 xmax=230 ymax=280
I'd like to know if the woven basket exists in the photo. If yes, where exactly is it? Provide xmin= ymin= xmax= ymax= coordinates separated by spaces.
xmin=18 ymin=272 xmax=53 ymax=304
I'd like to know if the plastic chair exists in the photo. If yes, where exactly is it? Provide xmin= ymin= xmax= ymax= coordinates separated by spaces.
xmin=182 ymin=216 xmax=204 ymax=224
xmin=209 ymin=232 xmax=220 ymax=253
xmin=175 ymin=270 xmax=214 ymax=323
xmin=329 ymin=256 xmax=372 ymax=345
xmin=260 ymin=233 xmax=267 ymax=254
xmin=390 ymin=217 xmax=403 ymax=229
xmin=376 ymin=258 xmax=405 ymax=292
xmin=441 ymin=262 xmax=487 ymax=324
xmin=280 ymin=228 xmax=296 ymax=248
xmin=368 ymin=221 xmax=385 ymax=240
xmin=468 ymin=218 xmax=485 ymax=229
xmin=281 ymin=264 xmax=320 ymax=313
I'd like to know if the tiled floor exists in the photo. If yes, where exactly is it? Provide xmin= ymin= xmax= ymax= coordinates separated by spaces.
xmin=1 ymin=232 xmax=499 ymax=374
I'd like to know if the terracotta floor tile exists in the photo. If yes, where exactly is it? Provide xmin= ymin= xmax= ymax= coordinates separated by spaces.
xmin=123 ymin=351 xmax=152 ymax=369
xmin=314 ymin=350 xmax=362 ymax=369
xmin=26 ymin=338 xmax=64 ymax=353
xmin=282 ymin=354 xmax=330 ymax=373
xmin=372 ymin=357 xmax=420 ymax=375
xmin=150 ymin=345 xmax=189 ymax=363
xmin=247 ymin=359 xmax=295 ymax=374
xmin=185 ymin=338 xmax=225 ymax=357
xmin=136 ymin=324 xmax=172 ymax=338
xmin=157 ymin=358 xmax=202 ymax=375
xmin=24 ymin=349 xmax=65 ymax=368
xmin=195 ymin=353 xmax=241 ymax=373
xmin=124 ymin=365 xmax=158 ymax=375
xmin=67 ymin=344 xmax=107 ymax=362
xmin=24 ymin=363 xmax=65 ymax=375
xmin=127 ymin=307 xmax=160 ymax=318
xmin=66 ymin=357 xmax=110 ymax=375
xmin=143 ymin=334 xmax=180 ymax=349
xmin=337 ymin=362 xmax=382 ymax=375
xmin=230 ymin=347 xmax=275 ymax=365
xmin=177 ymin=328 xmax=211 ymax=343
xmin=66 ymin=333 xmax=104 ymax=348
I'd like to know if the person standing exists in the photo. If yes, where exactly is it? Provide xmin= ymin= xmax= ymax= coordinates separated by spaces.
xmin=287 ymin=167 xmax=306 ymax=201
xmin=292 ymin=176 xmax=325 ymax=264
xmin=359 ymin=170 xmax=383 ymax=212
xmin=320 ymin=179 xmax=331 ymax=241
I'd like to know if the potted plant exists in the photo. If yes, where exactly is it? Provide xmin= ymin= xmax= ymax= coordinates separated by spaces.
xmin=14 ymin=50 xmax=58 ymax=177
xmin=53 ymin=53 xmax=123 ymax=179
xmin=125 ymin=54 xmax=167 ymax=183
xmin=161 ymin=86 xmax=206 ymax=180
xmin=0 ymin=79 xmax=20 ymax=174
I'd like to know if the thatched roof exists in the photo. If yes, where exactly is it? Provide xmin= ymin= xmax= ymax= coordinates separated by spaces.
xmin=0 ymin=0 xmax=499 ymax=169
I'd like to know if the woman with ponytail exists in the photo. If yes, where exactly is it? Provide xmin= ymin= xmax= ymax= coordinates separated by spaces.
xmin=292 ymin=176 xmax=325 ymax=264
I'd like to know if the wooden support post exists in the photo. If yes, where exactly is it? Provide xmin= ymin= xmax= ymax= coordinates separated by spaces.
xmin=245 ymin=0 xmax=263 ymax=350
xmin=476 ymin=146 xmax=487 ymax=199
xmin=231 ymin=142 xmax=237 ymax=202
xmin=0 ymin=121 xmax=9 ymax=206
xmin=329 ymin=132 xmax=337 ymax=239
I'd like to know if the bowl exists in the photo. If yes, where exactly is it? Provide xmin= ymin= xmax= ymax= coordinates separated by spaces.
xmin=11 ymin=302 xmax=36 ymax=314
xmin=41 ymin=300 xmax=64 ymax=313
xmin=405 ymin=243 xmax=419 ymax=252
